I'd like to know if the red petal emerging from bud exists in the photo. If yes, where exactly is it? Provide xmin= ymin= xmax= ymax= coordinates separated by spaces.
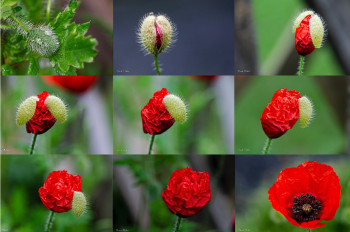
xmin=26 ymin=91 xmax=56 ymax=134
xmin=295 ymin=15 xmax=315 ymax=56
xmin=155 ymin=21 xmax=163 ymax=51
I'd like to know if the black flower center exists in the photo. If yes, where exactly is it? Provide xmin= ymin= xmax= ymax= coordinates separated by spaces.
xmin=292 ymin=193 xmax=321 ymax=223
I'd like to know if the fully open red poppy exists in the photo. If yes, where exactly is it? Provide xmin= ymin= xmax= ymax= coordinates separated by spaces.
xmin=268 ymin=161 xmax=341 ymax=229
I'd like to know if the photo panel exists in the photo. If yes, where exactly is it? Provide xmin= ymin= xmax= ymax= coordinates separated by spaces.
xmin=0 ymin=0 xmax=113 ymax=75
xmin=235 ymin=76 xmax=347 ymax=155
xmin=1 ymin=155 xmax=113 ymax=231
xmin=236 ymin=155 xmax=349 ymax=232
xmin=114 ymin=76 xmax=234 ymax=154
xmin=234 ymin=0 xmax=350 ymax=75
xmin=114 ymin=0 xmax=234 ymax=75
xmin=113 ymin=155 xmax=234 ymax=231
xmin=1 ymin=76 xmax=113 ymax=155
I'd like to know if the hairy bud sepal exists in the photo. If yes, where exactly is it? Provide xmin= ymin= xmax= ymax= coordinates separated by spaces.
xmin=163 ymin=94 xmax=187 ymax=124
xmin=16 ymin=96 xmax=38 ymax=126
xmin=72 ymin=191 xmax=87 ymax=217
xmin=299 ymin=96 xmax=313 ymax=128
xmin=45 ymin=96 xmax=67 ymax=123
xmin=27 ymin=26 xmax=59 ymax=57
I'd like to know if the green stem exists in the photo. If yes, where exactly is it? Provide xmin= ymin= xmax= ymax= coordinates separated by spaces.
xmin=45 ymin=211 xmax=55 ymax=232
xmin=307 ymin=229 xmax=311 ymax=232
xmin=0 ymin=24 xmax=16 ymax=29
xmin=148 ymin=134 xmax=156 ymax=155
xmin=46 ymin=0 xmax=52 ymax=24
xmin=173 ymin=217 xmax=182 ymax=232
xmin=29 ymin=134 xmax=38 ymax=155
xmin=298 ymin=55 xmax=304 ymax=76
xmin=154 ymin=55 xmax=161 ymax=75
xmin=10 ymin=15 xmax=30 ymax=32
xmin=263 ymin=138 xmax=272 ymax=155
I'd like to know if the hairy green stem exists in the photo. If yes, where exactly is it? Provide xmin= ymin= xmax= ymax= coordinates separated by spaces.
xmin=173 ymin=217 xmax=182 ymax=232
xmin=148 ymin=134 xmax=156 ymax=155
xmin=154 ymin=55 xmax=161 ymax=75
xmin=45 ymin=211 xmax=55 ymax=232
xmin=307 ymin=229 xmax=311 ymax=232
xmin=298 ymin=55 xmax=304 ymax=76
xmin=29 ymin=134 xmax=38 ymax=155
xmin=46 ymin=0 xmax=52 ymax=23
xmin=10 ymin=15 xmax=30 ymax=32
xmin=0 ymin=24 xmax=16 ymax=29
xmin=263 ymin=138 xmax=272 ymax=155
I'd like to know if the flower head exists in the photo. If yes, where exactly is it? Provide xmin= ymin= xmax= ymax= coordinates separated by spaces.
xmin=39 ymin=170 xmax=82 ymax=213
xmin=43 ymin=76 xmax=98 ymax=94
xmin=141 ymin=88 xmax=187 ymax=135
xmin=268 ymin=161 xmax=341 ymax=229
xmin=261 ymin=88 xmax=301 ymax=138
xmin=16 ymin=91 xmax=67 ymax=134
xmin=138 ymin=13 xmax=176 ymax=56
xmin=293 ymin=10 xmax=326 ymax=56
xmin=162 ymin=167 xmax=211 ymax=217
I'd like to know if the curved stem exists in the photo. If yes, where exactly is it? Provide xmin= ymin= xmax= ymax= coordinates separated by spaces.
xmin=29 ymin=134 xmax=38 ymax=155
xmin=298 ymin=55 xmax=304 ymax=76
xmin=46 ymin=0 xmax=52 ymax=24
xmin=173 ymin=216 xmax=182 ymax=232
xmin=148 ymin=134 xmax=156 ymax=155
xmin=10 ymin=15 xmax=30 ymax=32
xmin=154 ymin=55 xmax=161 ymax=75
xmin=263 ymin=138 xmax=272 ymax=155
xmin=45 ymin=211 xmax=55 ymax=232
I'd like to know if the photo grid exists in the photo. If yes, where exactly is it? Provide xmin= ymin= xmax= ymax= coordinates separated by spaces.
xmin=1 ymin=0 xmax=350 ymax=232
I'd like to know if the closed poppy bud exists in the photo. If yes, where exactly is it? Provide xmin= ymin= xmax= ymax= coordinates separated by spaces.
xmin=141 ymin=88 xmax=187 ymax=135
xmin=16 ymin=91 xmax=67 ymax=134
xmin=138 ymin=13 xmax=176 ymax=55
xmin=268 ymin=161 xmax=341 ymax=229
xmin=293 ymin=10 xmax=325 ymax=56
xmin=162 ymin=167 xmax=211 ymax=217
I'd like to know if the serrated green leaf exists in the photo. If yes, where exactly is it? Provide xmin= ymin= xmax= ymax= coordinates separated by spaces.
xmin=1 ymin=0 xmax=17 ymax=7
xmin=1 ymin=6 xmax=12 ymax=19
xmin=49 ymin=22 xmax=97 ymax=74
xmin=27 ymin=57 xmax=39 ymax=74
xmin=50 ymin=0 xmax=78 ymax=33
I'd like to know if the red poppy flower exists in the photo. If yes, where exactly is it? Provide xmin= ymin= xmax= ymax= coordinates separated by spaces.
xmin=43 ymin=76 xmax=98 ymax=94
xmin=295 ymin=15 xmax=315 ymax=56
xmin=162 ymin=167 xmax=211 ymax=217
xmin=141 ymin=88 xmax=175 ymax=135
xmin=26 ymin=91 xmax=57 ymax=134
xmin=260 ymin=88 xmax=301 ymax=139
xmin=39 ymin=170 xmax=82 ymax=213
xmin=268 ymin=161 xmax=341 ymax=229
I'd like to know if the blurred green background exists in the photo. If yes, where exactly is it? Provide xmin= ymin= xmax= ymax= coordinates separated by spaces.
xmin=1 ymin=76 xmax=113 ymax=155
xmin=114 ymin=155 xmax=235 ymax=231
xmin=235 ymin=76 xmax=347 ymax=154
xmin=114 ymin=76 xmax=234 ymax=154
xmin=236 ymin=155 xmax=350 ymax=232
xmin=1 ymin=155 xmax=112 ymax=232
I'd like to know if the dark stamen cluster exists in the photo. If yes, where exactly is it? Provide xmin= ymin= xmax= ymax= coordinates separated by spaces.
xmin=292 ymin=193 xmax=321 ymax=223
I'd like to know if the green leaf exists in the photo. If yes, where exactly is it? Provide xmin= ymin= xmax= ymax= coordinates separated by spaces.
xmin=49 ymin=22 xmax=98 ymax=74
xmin=1 ymin=0 xmax=17 ymax=19
xmin=50 ymin=0 xmax=78 ymax=33
xmin=27 ymin=57 xmax=39 ymax=74
xmin=1 ymin=64 xmax=14 ymax=75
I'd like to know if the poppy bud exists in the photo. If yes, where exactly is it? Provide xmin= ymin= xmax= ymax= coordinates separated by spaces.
xmin=293 ymin=10 xmax=325 ymax=56
xmin=16 ymin=91 xmax=67 ymax=134
xmin=138 ymin=13 xmax=176 ymax=55
xmin=299 ymin=96 xmax=313 ymax=128
xmin=27 ymin=26 xmax=59 ymax=57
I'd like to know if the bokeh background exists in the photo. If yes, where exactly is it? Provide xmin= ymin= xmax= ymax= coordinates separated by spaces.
xmin=235 ymin=0 xmax=350 ymax=75
xmin=1 ymin=0 xmax=113 ymax=75
xmin=114 ymin=76 xmax=234 ymax=154
xmin=1 ymin=76 xmax=113 ymax=155
xmin=235 ymin=76 xmax=347 ymax=155
xmin=236 ymin=155 xmax=350 ymax=232
xmin=1 ymin=155 xmax=113 ymax=232
xmin=114 ymin=155 xmax=235 ymax=232
xmin=114 ymin=0 xmax=234 ymax=75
